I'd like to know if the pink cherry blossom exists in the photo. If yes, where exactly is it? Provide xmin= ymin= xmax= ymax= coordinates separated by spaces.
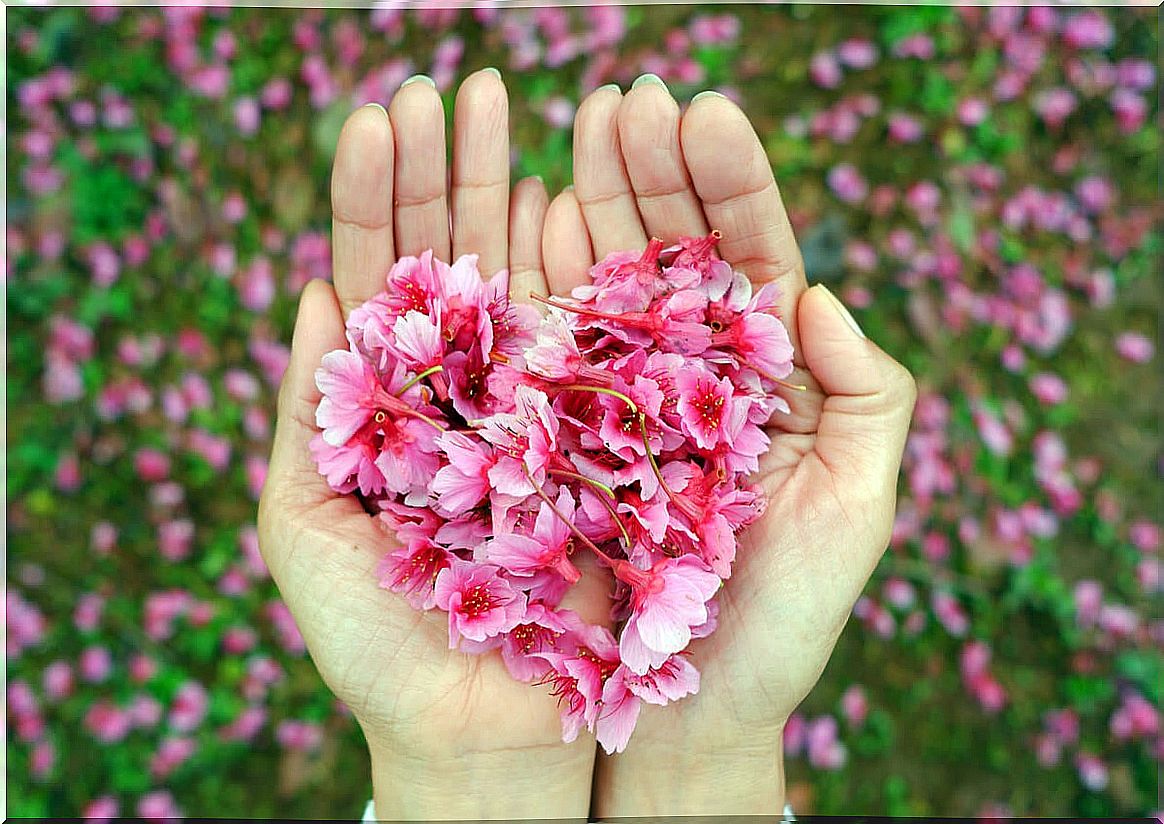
xmin=434 ymin=560 xmax=527 ymax=648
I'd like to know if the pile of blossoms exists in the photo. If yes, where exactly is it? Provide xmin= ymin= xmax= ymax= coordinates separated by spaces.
xmin=311 ymin=233 xmax=794 ymax=752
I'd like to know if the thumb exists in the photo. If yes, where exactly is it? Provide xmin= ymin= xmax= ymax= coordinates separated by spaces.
xmin=263 ymin=278 xmax=349 ymax=500
xmin=798 ymin=284 xmax=917 ymax=495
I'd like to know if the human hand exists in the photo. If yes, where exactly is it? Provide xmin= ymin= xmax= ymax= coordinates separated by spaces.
xmin=541 ymin=77 xmax=917 ymax=816
xmin=257 ymin=70 xmax=608 ymax=821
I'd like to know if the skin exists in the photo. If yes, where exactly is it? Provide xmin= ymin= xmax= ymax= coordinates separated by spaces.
xmin=259 ymin=71 xmax=916 ymax=820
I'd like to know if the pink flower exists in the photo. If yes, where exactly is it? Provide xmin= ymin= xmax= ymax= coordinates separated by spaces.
xmin=276 ymin=719 xmax=324 ymax=752
xmin=806 ymin=715 xmax=848 ymax=770
xmin=83 ymin=796 xmax=120 ymax=821
xmin=1115 ymin=331 xmax=1154 ymax=363
xmin=43 ymin=661 xmax=74 ymax=701
xmin=708 ymin=285 xmax=794 ymax=384
xmin=840 ymin=685 xmax=868 ymax=727
xmin=479 ymin=385 xmax=559 ymax=496
xmin=488 ymin=487 xmax=582 ymax=585
xmin=137 ymin=790 xmax=182 ymax=821
xmin=314 ymin=348 xmax=396 ymax=447
xmin=266 ymin=600 xmax=306 ymax=653
xmin=1074 ymin=176 xmax=1113 ymax=214
xmin=1062 ymin=11 xmax=1114 ymax=50
xmin=471 ymin=602 xmax=573 ymax=683
xmin=594 ymin=666 xmax=642 ymax=754
xmin=888 ymin=113 xmax=924 ymax=143
xmin=616 ymin=554 xmax=720 ymax=675
xmin=433 ymin=561 xmax=527 ymax=648
xmin=1075 ymin=753 xmax=1109 ymax=791
xmin=571 ymin=238 xmax=670 ymax=314
xmin=151 ymin=736 xmax=196 ymax=778
xmin=158 ymin=519 xmax=195 ymax=562
xmin=169 ymin=680 xmax=209 ymax=733
xmin=79 ymin=645 xmax=113 ymax=683
xmin=524 ymin=311 xmax=584 ymax=382
xmin=623 ymin=653 xmax=700 ymax=706
xmin=674 ymin=367 xmax=742 ymax=451
xmin=893 ymin=33 xmax=935 ymax=60
xmin=220 ymin=705 xmax=267 ymax=742
xmin=1029 ymin=373 xmax=1068 ymax=405
xmin=837 ymin=38 xmax=878 ymax=69
xmin=430 ymin=431 xmax=496 ymax=516
xmin=809 ymin=51 xmax=842 ymax=88
xmin=1129 ymin=521 xmax=1160 ymax=553
xmin=85 ymin=701 xmax=132 ymax=743
xmin=392 ymin=309 xmax=444 ymax=370
xmin=378 ymin=539 xmax=452 ymax=611
xmin=1033 ymin=88 xmax=1077 ymax=129
xmin=533 ymin=624 xmax=620 ymax=742
xmin=957 ymin=97 xmax=989 ymax=126
xmin=827 ymin=163 xmax=868 ymax=204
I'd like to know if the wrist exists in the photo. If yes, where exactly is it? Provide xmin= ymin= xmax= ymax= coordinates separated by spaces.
xmin=367 ymin=735 xmax=595 ymax=820
xmin=592 ymin=722 xmax=785 ymax=817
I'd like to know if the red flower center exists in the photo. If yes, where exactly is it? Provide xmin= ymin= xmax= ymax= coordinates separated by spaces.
xmin=692 ymin=388 xmax=725 ymax=429
xmin=511 ymin=623 xmax=560 ymax=654
xmin=460 ymin=584 xmax=496 ymax=618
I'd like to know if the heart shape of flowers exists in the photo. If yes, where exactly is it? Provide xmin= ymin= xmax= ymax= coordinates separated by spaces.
xmin=310 ymin=232 xmax=795 ymax=753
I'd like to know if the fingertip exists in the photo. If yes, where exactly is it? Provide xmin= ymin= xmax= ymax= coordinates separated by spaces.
xmin=455 ymin=66 xmax=509 ymax=114
xmin=388 ymin=75 xmax=445 ymax=121
xmin=679 ymin=92 xmax=755 ymax=168
xmin=799 ymin=285 xmax=915 ymax=411
xmin=332 ymin=105 xmax=394 ymax=205
xmin=575 ymin=85 xmax=622 ymax=138
xmin=618 ymin=78 xmax=680 ymax=138
xmin=543 ymin=188 xmax=595 ymax=296
xmin=291 ymin=279 xmax=345 ymax=361
xmin=508 ymin=177 xmax=552 ymax=305
xmin=514 ymin=174 xmax=549 ymax=207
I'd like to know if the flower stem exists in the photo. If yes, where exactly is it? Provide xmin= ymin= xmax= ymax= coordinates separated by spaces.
xmin=398 ymin=364 xmax=445 ymax=395
xmin=523 ymin=466 xmax=611 ymax=563
xmin=638 ymin=412 xmax=683 ymax=510
xmin=747 ymin=361 xmax=807 ymax=392
xmin=551 ymin=469 xmax=633 ymax=549
xmin=549 ymin=469 xmax=616 ymax=499
xmin=529 ymin=293 xmax=624 ymax=323
xmin=558 ymin=383 xmax=640 ymax=417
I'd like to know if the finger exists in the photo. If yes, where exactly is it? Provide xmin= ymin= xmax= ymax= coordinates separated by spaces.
xmin=573 ymin=85 xmax=649 ymax=258
xmin=332 ymin=104 xmax=395 ymax=317
xmin=263 ymin=280 xmax=348 ymax=497
xmin=452 ymin=68 xmax=510 ymax=277
xmin=507 ymin=175 xmax=550 ymax=305
xmin=257 ymin=280 xmax=416 ymax=646
xmin=388 ymin=76 xmax=451 ymax=262
xmin=800 ymin=284 xmax=917 ymax=502
xmin=681 ymin=92 xmax=808 ymax=365
xmin=767 ymin=366 xmax=825 ymax=435
xmin=618 ymin=75 xmax=707 ymax=242
xmin=542 ymin=187 xmax=595 ymax=297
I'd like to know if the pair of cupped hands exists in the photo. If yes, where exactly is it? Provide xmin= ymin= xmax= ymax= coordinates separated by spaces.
xmin=257 ymin=69 xmax=916 ymax=820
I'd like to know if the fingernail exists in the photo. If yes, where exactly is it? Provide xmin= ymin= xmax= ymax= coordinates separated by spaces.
xmin=632 ymin=73 xmax=666 ymax=90
xmin=818 ymin=285 xmax=865 ymax=339
xmin=362 ymin=102 xmax=388 ymax=118
xmin=692 ymin=89 xmax=726 ymax=103
xmin=481 ymin=67 xmax=501 ymax=79
xmin=530 ymin=174 xmax=544 ymax=185
xmin=401 ymin=74 xmax=436 ymax=89
xmin=563 ymin=184 xmax=575 ymax=193
xmin=596 ymin=83 xmax=621 ymax=93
